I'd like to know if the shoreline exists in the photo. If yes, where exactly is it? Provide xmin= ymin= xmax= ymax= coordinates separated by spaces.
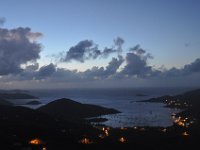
xmin=0 ymin=89 xmax=199 ymax=149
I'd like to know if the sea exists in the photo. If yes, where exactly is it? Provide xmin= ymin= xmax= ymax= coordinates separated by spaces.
xmin=26 ymin=87 xmax=196 ymax=128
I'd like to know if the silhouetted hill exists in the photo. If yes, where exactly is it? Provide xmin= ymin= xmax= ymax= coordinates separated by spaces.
xmin=143 ymin=89 xmax=200 ymax=129
xmin=142 ymin=89 xmax=200 ymax=109
xmin=0 ymin=98 xmax=13 ymax=106
xmin=176 ymin=89 xmax=200 ymax=106
xmin=38 ymin=98 xmax=120 ymax=121
xmin=141 ymin=95 xmax=174 ymax=103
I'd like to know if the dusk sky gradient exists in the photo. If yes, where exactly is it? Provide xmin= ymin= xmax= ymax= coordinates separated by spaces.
xmin=0 ymin=0 xmax=200 ymax=89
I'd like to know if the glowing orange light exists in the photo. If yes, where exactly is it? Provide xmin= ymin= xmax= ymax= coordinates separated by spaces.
xmin=182 ymin=131 xmax=189 ymax=136
xmin=119 ymin=137 xmax=126 ymax=143
xmin=162 ymin=128 xmax=167 ymax=132
xmin=177 ymin=121 xmax=185 ymax=127
xmin=79 ymin=138 xmax=91 ymax=144
xmin=104 ymin=129 xmax=109 ymax=136
xmin=120 ymin=127 xmax=127 ymax=130
xmin=29 ymin=138 xmax=44 ymax=145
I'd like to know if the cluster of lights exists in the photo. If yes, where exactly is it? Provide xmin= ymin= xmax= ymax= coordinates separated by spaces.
xmin=29 ymin=138 xmax=47 ymax=150
xmin=172 ymin=115 xmax=194 ymax=128
xmin=97 ymin=127 xmax=111 ymax=139
xmin=102 ymin=127 xmax=110 ymax=136
xmin=165 ymin=100 xmax=191 ymax=108
xmin=132 ymin=126 xmax=146 ymax=131
xmin=79 ymin=138 xmax=93 ymax=144
xmin=29 ymin=138 xmax=44 ymax=145
xmin=171 ymin=113 xmax=194 ymax=137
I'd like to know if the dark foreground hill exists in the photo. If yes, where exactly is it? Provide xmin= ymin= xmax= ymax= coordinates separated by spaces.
xmin=0 ymin=98 xmax=13 ymax=106
xmin=38 ymin=98 xmax=120 ymax=121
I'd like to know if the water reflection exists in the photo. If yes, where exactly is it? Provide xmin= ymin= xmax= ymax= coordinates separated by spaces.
xmin=92 ymin=102 xmax=180 ymax=127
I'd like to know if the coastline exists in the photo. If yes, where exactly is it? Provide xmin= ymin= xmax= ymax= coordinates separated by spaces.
xmin=0 ymin=89 xmax=199 ymax=149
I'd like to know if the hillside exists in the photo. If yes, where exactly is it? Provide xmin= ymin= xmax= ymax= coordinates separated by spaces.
xmin=38 ymin=98 xmax=120 ymax=121
xmin=0 ymin=98 xmax=13 ymax=106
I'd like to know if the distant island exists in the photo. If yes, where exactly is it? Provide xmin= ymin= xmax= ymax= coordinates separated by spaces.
xmin=135 ymin=93 xmax=148 ymax=97
xmin=38 ymin=98 xmax=120 ymax=121
xmin=0 ymin=93 xmax=37 ymax=100
xmin=0 ymin=91 xmax=39 ymax=106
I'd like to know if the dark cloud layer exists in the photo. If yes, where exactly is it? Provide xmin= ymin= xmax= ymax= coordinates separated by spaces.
xmin=63 ymin=37 xmax=125 ymax=62
xmin=0 ymin=27 xmax=42 ymax=75
xmin=122 ymin=53 xmax=151 ymax=77
xmin=163 ymin=58 xmax=200 ymax=77
xmin=38 ymin=63 xmax=56 ymax=78
xmin=64 ymin=40 xmax=96 ymax=62
xmin=121 ymin=45 xmax=154 ymax=77
xmin=83 ymin=55 xmax=124 ymax=79
xmin=0 ymin=27 xmax=199 ymax=88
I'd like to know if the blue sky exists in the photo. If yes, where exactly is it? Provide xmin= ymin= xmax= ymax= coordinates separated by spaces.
xmin=0 ymin=0 xmax=200 ymax=88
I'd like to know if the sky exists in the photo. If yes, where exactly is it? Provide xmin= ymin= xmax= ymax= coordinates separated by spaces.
xmin=0 ymin=0 xmax=200 ymax=89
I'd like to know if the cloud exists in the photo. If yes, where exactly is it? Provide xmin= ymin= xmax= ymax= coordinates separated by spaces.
xmin=114 ymin=37 xmax=124 ymax=50
xmin=1 ymin=56 xmax=200 ymax=88
xmin=121 ymin=53 xmax=150 ymax=77
xmin=83 ymin=55 xmax=124 ymax=79
xmin=121 ymin=45 xmax=154 ymax=77
xmin=183 ymin=58 xmax=200 ymax=73
xmin=130 ymin=44 xmax=146 ymax=54
xmin=62 ymin=37 xmax=125 ymax=62
xmin=104 ymin=55 xmax=124 ymax=76
xmin=63 ymin=40 xmax=99 ymax=62
xmin=101 ymin=47 xmax=118 ymax=58
xmin=27 ymin=32 xmax=43 ymax=41
xmin=162 ymin=58 xmax=200 ymax=77
xmin=0 ymin=27 xmax=42 ymax=75
xmin=37 ymin=63 xmax=56 ymax=78
xmin=0 ymin=17 xmax=6 ymax=26
xmin=25 ymin=62 xmax=39 ymax=71
xmin=0 ymin=30 xmax=199 ymax=89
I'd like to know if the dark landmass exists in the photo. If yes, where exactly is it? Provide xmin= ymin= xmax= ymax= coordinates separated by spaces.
xmin=0 ymin=93 xmax=38 ymax=100
xmin=141 ymin=89 xmax=200 ymax=109
xmin=0 ymin=89 xmax=29 ymax=94
xmin=0 ymin=98 xmax=13 ymax=106
xmin=26 ymin=101 xmax=42 ymax=105
xmin=86 ymin=118 xmax=108 ymax=123
xmin=0 ymin=89 xmax=199 ymax=150
xmin=135 ymin=93 xmax=148 ymax=97
xmin=38 ymin=98 xmax=120 ymax=121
